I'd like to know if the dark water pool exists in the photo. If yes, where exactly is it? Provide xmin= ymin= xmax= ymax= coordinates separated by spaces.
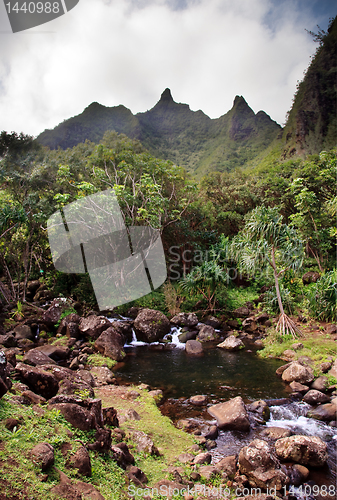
xmin=115 ymin=344 xmax=289 ymax=402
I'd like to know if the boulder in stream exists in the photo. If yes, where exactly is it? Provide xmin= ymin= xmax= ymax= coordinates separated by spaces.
xmin=208 ymin=396 xmax=250 ymax=431
xmin=170 ymin=312 xmax=198 ymax=327
xmin=281 ymin=362 xmax=314 ymax=384
xmin=238 ymin=439 xmax=288 ymax=490
xmin=94 ymin=327 xmax=125 ymax=361
xmin=134 ymin=308 xmax=171 ymax=342
xmin=275 ymin=434 xmax=328 ymax=467
xmin=217 ymin=335 xmax=245 ymax=351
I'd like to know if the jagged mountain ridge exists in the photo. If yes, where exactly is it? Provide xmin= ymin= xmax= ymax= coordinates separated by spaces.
xmin=37 ymin=89 xmax=281 ymax=175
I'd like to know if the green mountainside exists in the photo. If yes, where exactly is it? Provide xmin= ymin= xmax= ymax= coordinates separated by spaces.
xmin=37 ymin=89 xmax=281 ymax=176
xmin=37 ymin=16 xmax=336 ymax=175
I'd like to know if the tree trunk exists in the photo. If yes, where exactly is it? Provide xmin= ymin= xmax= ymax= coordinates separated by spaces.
xmin=271 ymin=245 xmax=284 ymax=315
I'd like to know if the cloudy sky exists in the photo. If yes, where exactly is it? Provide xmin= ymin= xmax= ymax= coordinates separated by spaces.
xmin=0 ymin=0 xmax=335 ymax=137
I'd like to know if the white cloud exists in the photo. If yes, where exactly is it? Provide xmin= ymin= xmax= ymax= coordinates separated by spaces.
xmin=0 ymin=0 xmax=322 ymax=136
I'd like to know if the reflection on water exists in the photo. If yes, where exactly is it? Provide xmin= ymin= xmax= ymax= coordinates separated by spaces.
xmin=115 ymin=344 xmax=288 ymax=401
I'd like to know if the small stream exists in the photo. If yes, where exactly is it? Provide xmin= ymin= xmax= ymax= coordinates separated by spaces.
xmin=111 ymin=324 xmax=337 ymax=497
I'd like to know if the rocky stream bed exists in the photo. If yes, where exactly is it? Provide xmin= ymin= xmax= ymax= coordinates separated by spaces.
xmin=0 ymin=295 xmax=336 ymax=500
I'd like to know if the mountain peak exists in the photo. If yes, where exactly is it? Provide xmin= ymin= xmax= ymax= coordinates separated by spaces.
xmin=233 ymin=95 xmax=249 ymax=108
xmin=160 ymin=88 xmax=174 ymax=102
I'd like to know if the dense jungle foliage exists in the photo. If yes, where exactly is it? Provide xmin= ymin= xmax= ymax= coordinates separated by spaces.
xmin=0 ymin=128 xmax=336 ymax=322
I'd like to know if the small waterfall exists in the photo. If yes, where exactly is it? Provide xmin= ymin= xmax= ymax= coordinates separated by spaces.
xmin=34 ymin=324 xmax=40 ymax=341
xmin=164 ymin=326 xmax=186 ymax=349
xmin=267 ymin=401 xmax=337 ymax=442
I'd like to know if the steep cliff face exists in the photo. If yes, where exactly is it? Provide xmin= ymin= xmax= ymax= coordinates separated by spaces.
xmin=281 ymin=17 xmax=337 ymax=158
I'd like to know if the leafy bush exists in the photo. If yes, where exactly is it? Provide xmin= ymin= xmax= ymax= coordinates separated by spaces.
xmin=307 ymin=269 xmax=337 ymax=322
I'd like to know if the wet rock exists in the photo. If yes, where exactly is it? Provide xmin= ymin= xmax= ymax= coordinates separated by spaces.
xmin=289 ymin=381 xmax=309 ymax=393
xmin=57 ymin=313 xmax=80 ymax=336
xmin=23 ymin=349 xmax=57 ymax=366
xmin=233 ymin=306 xmax=250 ymax=318
xmin=134 ymin=308 xmax=171 ymax=342
xmin=190 ymin=395 xmax=207 ymax=406
xmin=15 ymin=362 xmax=58 ymax=399
xmin=50 ymin=403 xmax=95 ymax=431
xmin=204 ymin=316 xmax=222 ymax=329
xmin=193 ymin=452 xmax=212 ymax=465
xmin=177 ymin=330 xmax=197 ymax=343
xmin=128 ymin=466 xmax=148 ymax=486
xmin=204 ymin=425 xmax=218 ymax=440
xmin=275 ymin=435 xmax=328 ymax=467
xmin=302 ymin=271 xmax=320 ymax=284
xmin=185 ymin=340 xmax=203 ymax=355
xmin=90 ymin=366 xmax=115 ymax=385
xmin=31 ymin=443 xmax=54 ymax=471
xmin=196 ymin=324 xmax=218 ymax=342
xmin=79 ymin=315 xmax=111 ymax=340
xmin=281 ymin=362 xmax=314 ymax=384
xmin=286 ymin=463 xmax=309 ymax=486
xmin=215 ymin=455 xmax=237 ymax=478
xmin=249 ymin=400 xmax=270 ymax=422
xmin=13 ymin=324 xmax=33 ymax=340
xmin=132 ymin=431 xmax=159 ymax=455
xmin=275 ymin=363 xmax=291 ymax=377
xmin=307 ymin=403 xmax=337 ymax=422
xmin=68 ymin=446 xmax=91 ymax=476
xmin=208 ymin=396 xmax=250 ymax=431
xmin=238 ymin=439 xmax=288 ymax=490
xmin=259 ymin=427 xmax=292 ymax=441
xmin=205 ymin=439 xmax=217 ymax=450
xmin=170 ymin=313 xmax=198 ymax=327
xmin=217 ymin=335 xmax=245 ymax=351
xmin=94 ymin=327 xmax=125 ymax=361
xmin=302 ymin=389 xmax=330 ymax=405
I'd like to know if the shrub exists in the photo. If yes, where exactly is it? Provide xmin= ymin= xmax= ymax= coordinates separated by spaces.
xmin=307 ymin=269 xmax=337 ymax=322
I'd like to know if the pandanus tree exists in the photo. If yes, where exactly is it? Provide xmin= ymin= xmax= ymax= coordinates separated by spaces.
xmin=229 ymin=206 xmax=304 ymax=337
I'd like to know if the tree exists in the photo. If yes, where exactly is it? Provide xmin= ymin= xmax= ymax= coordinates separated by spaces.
xmin=229 ymin=206 xmax=304 ymax=337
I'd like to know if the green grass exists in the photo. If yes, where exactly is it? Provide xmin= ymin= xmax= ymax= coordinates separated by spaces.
xmin=87 ymin=353 xmax=117 ymax=370
xmin=259 ymin=328 xmax=337 ymax=377
xmin=0 ymin=395 xmax=126 ymax=499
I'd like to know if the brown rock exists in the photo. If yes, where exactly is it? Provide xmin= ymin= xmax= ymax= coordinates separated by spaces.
xmin=94 ymin=327 xmax=125 ymax=361
xmin=193 ymin=452 xmax=212 ymax=465
xmin=132 ymin=430 xmax=159 ymax=455
xmin=90 ymin=366 xmax=115 ymax=385
xmin=289 ymin=381 xmax=309 ymax=393
xmin=31 ymin=442 xmax=54 ymax=471
xmin=217 ymin=335 xmax=245 ymax=351
xmin=190 ymin=394 xmax=207 ymax=406
xmin=170 ymin=313 xmax=198 ymax=327
xmin=15 ymin=362 xmax=59 ymax=399
xmin=134 ymin=308 xmax=171 ymax=342
xmin=233 ymin=306 xmax=250 ymax=318
xmin=13 ymin=324 xmax=33 ymax=340
xmin=185 ymin=340 xmax=203 ymax=355
xmin=208 ymin=396 xmax=250 ymax=431
xmin=238 ymin=439 xmax=288 ymax=490
xmin=215 ymin=455 xmax=237 ymax=478
xmin=50 ymin=403 xmax=95 ymax=431
xmin=275 ymin=435 xmax=328 ymax=467
xmin=23 ymin=349 xmax=57 ymax=366
xmin=302 ymin=389 xmax=330 ymax=405
xmin=328 ymin=359 xmax=337 ymax=379
xmin=79 ymin=315 xmax=111 ymax=339
xmin=128 ymin=466 xmax=148 ymax=486
xmin=281 ymin=362 xmax=314 ymax=384
xmin=68 ymin=446 xmax=91 ymax=476
xmin=259 ymin=427 xmax=292 ymax=440
xmin=196 ymin=324 xmax=218 ymax=342
xmin=307 ymin=403 xmax=337 ymax=422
